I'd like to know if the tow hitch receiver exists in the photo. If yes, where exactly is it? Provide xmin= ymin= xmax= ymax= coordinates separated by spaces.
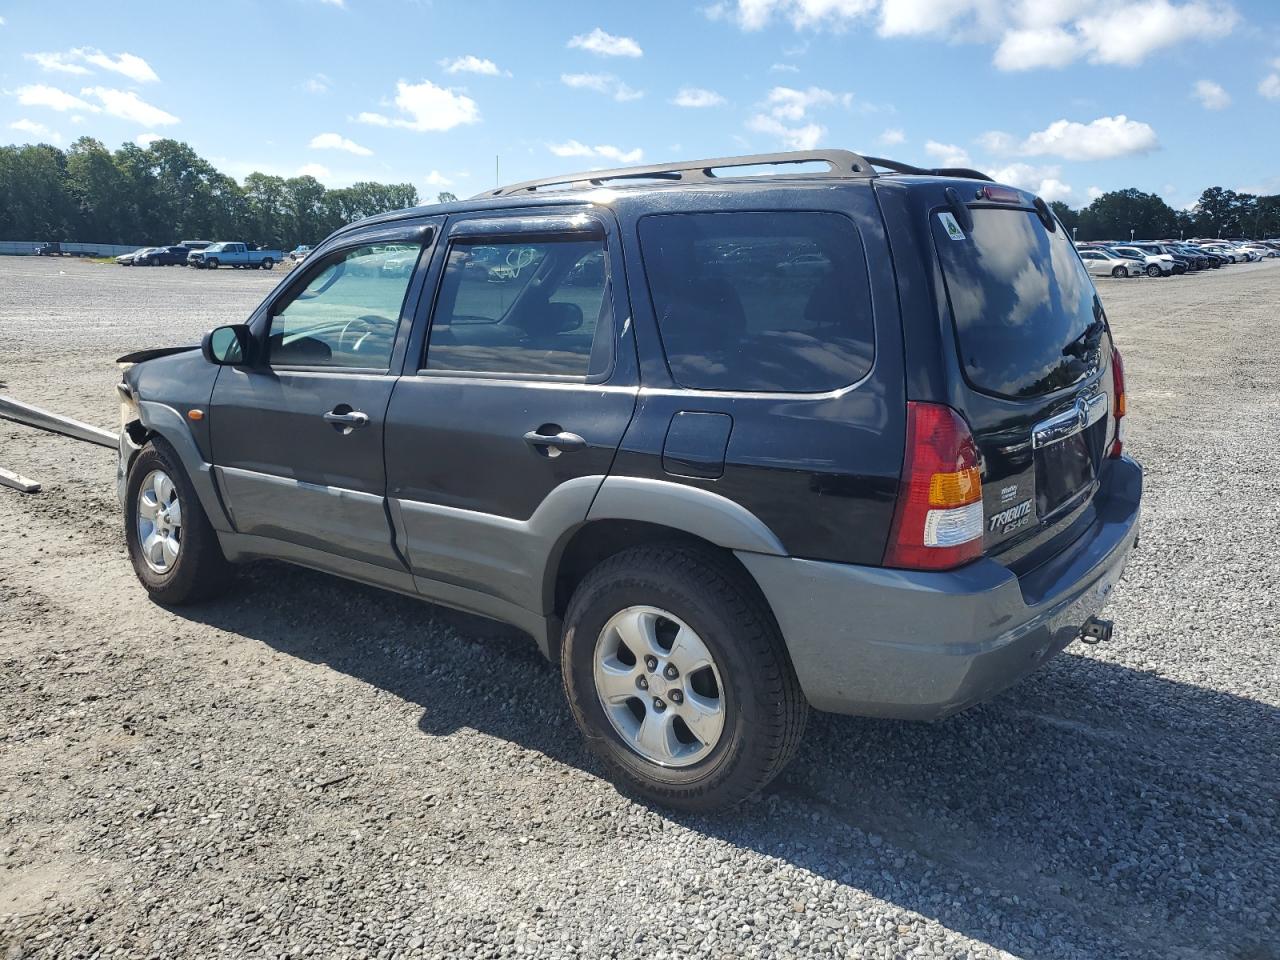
xmin=1080 ymin=616 xmax=1114 ymax=645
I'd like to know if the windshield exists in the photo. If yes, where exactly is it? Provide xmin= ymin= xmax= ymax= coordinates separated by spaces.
xmin=934 ymin=206 xmax=1100 ymax=400
xmin=206 ymin=243 xmax=226 ymax=252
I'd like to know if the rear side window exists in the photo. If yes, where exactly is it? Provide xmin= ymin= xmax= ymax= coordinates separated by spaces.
xmin=638 ymin=212 xmax=874 ymax=392
xmin=423 ymin=236 xmax=612 ymax=379
xmin=933 ymin=208 xmax=1098 ymax=400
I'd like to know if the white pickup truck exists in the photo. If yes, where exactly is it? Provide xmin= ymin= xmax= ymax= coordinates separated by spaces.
xmin=187 ymin=242 xmax=282 ymax=270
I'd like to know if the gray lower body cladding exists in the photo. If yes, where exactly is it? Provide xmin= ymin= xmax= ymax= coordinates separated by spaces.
xmin=739 ymin=456 xmax=1143 ymax=720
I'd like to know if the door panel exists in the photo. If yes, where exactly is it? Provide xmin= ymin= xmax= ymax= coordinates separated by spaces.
xmin=208 ymin=226 xmax=438 ymax=571
xmin=210 ymin=369 xmax=400 ymax=568
xmin=384 ymin=207 xmax=638 ymax=612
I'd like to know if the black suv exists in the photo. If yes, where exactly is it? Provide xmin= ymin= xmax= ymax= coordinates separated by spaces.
xmin=116 ymin=150 xmax=1142 ymax=810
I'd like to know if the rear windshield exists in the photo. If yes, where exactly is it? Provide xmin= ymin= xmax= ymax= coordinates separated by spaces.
xmin=934 ymin=207 xmax=1099 ymax=400
xmin=638 ymin=211 xmax=874 ymax=392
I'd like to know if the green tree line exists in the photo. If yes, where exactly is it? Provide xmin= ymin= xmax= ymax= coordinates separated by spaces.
xmin=1050 ymin=186 xmax=1280 ymax=242
xmin=3 ymin=134 xmax=1277 ymax=246
xmin=0 ymin=136 xmax=422 ymax=248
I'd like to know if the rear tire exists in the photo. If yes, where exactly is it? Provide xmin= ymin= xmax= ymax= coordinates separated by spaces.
xmin=561 ymin=543 xmax=807 ymax=811
xmin=125 ymin=439 xmax=234 ymax=605
xmin=261 ymin=257 xmax=274 ymax=270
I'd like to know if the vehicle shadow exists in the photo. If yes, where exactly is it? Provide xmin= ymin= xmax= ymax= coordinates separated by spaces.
xmin=173 ymin=561 xmax=1279 ymax=960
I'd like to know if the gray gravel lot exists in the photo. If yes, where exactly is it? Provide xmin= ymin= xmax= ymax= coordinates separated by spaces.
xmin=1 ymin=256 xmax=1277 ymax=960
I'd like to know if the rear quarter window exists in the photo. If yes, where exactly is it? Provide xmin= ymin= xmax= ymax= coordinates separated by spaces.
xmin=638 ymin=211 xmax=874 ymax=392
xmin=933 ymin=207 xmax=1099 ymax=400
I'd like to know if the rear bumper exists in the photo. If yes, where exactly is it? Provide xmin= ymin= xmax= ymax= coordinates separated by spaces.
xmin=738 ymin=456 xmax=1143 ymax=720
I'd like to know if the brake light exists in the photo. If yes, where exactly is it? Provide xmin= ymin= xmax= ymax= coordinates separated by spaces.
xmin=885 ymin=402 xmax=984 ymax=571
xmin=978 ymin=185 xmax=1022 ymax=203
xmin=1110 ymin=347 xmax=1126 ymax=459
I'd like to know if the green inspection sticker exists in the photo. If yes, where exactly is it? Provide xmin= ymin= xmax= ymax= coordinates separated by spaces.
xmin=938 ymin=211 xmax=966 ymax=240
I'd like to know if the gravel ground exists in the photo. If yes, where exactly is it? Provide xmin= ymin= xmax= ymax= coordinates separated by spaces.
xmin=1 ymin=256 xmax=1277 ymax=960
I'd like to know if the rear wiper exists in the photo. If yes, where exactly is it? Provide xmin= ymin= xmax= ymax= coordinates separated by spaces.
xmin=1063 ymin=319 xmax=1105 ymax=359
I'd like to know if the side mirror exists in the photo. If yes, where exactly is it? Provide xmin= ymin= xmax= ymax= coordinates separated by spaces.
xmin=201 ymin=324 xmax=253 ymax=366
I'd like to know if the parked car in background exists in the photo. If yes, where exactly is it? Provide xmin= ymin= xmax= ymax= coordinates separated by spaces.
xmin=1107 ymin=245 xmax=1176 ymax=277
xmin=1197 ymin=243 xmax=1246 ymax=263
xmin=116 ymin=247 xmax=156 ymax=266
xmin=187 ymin=242 xmax=282 ymax=270
xmin=180 ymin=239 xmax=213 ymax=251
xmin=34 ymin=241 xmax=94 ymax=257
xmin=1241 ymin=243 xmax=1278 ymax=259
xmin=1166 ymin=243 xmax=1222 ymax=268
xmin=135 ymin=245 xmax=193 ymax=267
xmin=1078 ymin=248 xmax=1137 ymax=277
xmin=116 ymin=148 xmax=1141 ymax=811
xmin=289 ymin=245 xmax=312 ymax=263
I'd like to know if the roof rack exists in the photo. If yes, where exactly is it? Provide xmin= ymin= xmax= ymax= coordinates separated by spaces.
xmin=864 ymin=156 xmax=994 ymax=183
xmin=476 ymin=149 xmax=876 ymax=199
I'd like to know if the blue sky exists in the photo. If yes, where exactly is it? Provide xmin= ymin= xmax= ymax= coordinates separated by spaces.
xmin=2 ymin=0 xmax=1278 ymax=209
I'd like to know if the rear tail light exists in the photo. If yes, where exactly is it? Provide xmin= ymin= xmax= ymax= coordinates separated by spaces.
xmin=1109 ymin=346 xmax=1126 ymax=459
xmin=978 ymin=185 xmax=1022 ymax=203
xmin=884 ymin=402 xmax=984 ymax=571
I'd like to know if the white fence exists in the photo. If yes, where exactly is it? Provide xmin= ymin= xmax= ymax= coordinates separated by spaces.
xmin=0 ymin=240 xmax=145 ymax=257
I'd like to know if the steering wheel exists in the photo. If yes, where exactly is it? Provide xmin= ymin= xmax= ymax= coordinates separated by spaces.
xmin=337 ymin=314 xmax=393 ymax=355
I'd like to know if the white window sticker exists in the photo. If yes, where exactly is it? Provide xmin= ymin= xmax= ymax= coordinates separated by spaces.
xmin=938 ymin=211 xmax=966 ymax=240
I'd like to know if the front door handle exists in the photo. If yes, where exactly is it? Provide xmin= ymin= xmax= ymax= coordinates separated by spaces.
xmin=523 ymin=428 xmax=587 ymax=455
xmin=324 ymin=407 xmax=369 ymax=433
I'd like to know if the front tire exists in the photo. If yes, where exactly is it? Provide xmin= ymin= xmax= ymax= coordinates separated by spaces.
xmin=1146 ymin=264 xmax=1161 ymax=278
xmin=561 ymin=543 xmax=807 ymax=811
xmin=125 ymin=440 xmax=234 ymax=604
xmin=1112 ymin=266 xmax=1127 ymax=278
xmin=206 ymin=258 xmax=219 ymax=270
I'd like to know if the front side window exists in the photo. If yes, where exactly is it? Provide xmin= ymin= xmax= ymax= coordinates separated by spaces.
xmin=423 ymin=234 xmax=611 ymax=378
xmin=268 ymin=242 xmax=422 ymax=369
xmin=637 ymin=211 xmax=875 ymax=392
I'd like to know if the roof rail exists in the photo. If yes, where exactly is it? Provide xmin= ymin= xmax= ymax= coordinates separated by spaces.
xmin=864 ymin=156 xmax=994 ymax=183
xmin=475 ymin=149 xmax=876 ymax=199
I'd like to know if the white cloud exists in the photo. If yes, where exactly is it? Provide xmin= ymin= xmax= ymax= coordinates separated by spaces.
xmin=673 ymin=87 xmax=726 ymax=107
xmin=548 ymin=140 xmax=644 ymax=164
xmin=81 ymin=87 xmax=179 ymax=126
xmin=10 ymin=119 xmax=61 ymax=143
xmin=561 ymin=73 xmax=643 ymax=101
xmin=440 ymin=55 xmax=508 ymax=76
xmin=357 ymin=80 xmax=480 ymax=132
xmin=1020 ymin=115 xmax=1159 ymax=160
xmin=925 ymin=140 xmax=971 ymax=167
xmin=424 ymin=170 xmax=453 ymax=186
xmin=1193 ymin=79 xmax=1230 ymax=110
xmin=765 ymin=85 xmax=847 ymax=120
xmin=309 ymin=132 xmax=373 ymax=156
xmin=26 ymin=48 xmax=159 ymax=82
xmin=770 ymin=62 xmax=801 ymax=73
xmin=135 ymin=132 xmax=162 ymax=147
xmin=747 ymin=114 xmax=825 ymax=150
xmin=567 ymin=27 xmax=643 ymax=57
xmin=297 ymin=163 xmax=331 ymax=181
xmin=746 ymin=85 xmax=847 ymax=150
xmin=988 ymin=162 xmax=1072 ymax=201
xmin=25 ymin=52 xmax=92 ymax=75
xmin=1087 ymin=185 xmax=1104 ymax=201
xmin=877 ymin=127 xmax=906 ymax=145
xmin=15 ymin=84 xmax=98 ymax=113
xmin=977 ymin=129 xmax=1017 ymax=153
xmin=302 ymin=73 xmax=331 ymax=94
xmin=1260 ymin=61 xmax=1280 ymax=100
xmin=709 ymin=0 xmax=1240 ymax=71
xmin=994 ymin=26 xmax=1082 ymax=70
xmin=1075 ymin=1 xmax=1237 ymax=67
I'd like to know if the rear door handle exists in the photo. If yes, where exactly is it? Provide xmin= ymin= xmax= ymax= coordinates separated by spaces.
xmin=523 ymin=429 xmax=586 ymax=453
